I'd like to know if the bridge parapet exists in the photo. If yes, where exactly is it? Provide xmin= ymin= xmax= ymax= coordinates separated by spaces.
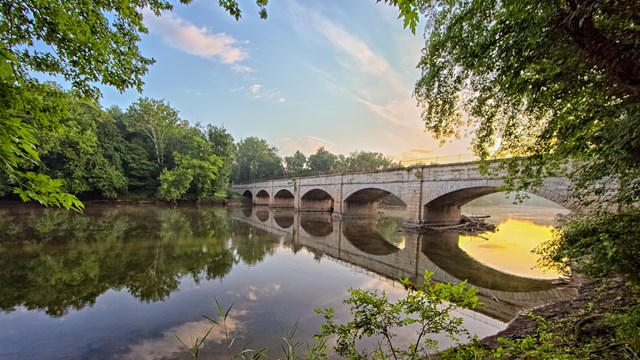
xmin=230 ymin=162 xmax=580 ymax=223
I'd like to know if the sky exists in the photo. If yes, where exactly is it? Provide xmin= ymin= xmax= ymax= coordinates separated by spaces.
xmin=100 ymin=0 xmax=474 ymax=162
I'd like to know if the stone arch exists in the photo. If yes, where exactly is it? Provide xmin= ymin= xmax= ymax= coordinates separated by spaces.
xmin=343 ymin=184 xmax=410 ymax=205
xmin=342 ymin=187 xmax=408 ymax=216
xmin=300 ymin=188 xmax=334 ymax=212
xmin=273 ymin=189 xmax=294 ymax=208
xmin=422 ymin=181 xmax=574 ymax=223
xmin=255 ymin=189 xmax=270 ymax=206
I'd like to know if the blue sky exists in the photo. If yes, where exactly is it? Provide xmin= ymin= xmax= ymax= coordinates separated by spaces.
xmin=100 ymin=0 xmax=473 ymax=162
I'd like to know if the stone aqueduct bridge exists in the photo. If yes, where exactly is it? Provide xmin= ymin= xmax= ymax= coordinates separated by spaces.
xmin=230 ymin=161 xmax=579 ymax=223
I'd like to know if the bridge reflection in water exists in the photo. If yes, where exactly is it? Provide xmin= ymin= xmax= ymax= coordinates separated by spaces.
xmin=229 ymin=207 xmax=576 ymax=324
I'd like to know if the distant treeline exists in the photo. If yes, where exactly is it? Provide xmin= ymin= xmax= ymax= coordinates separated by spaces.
xmin=0 ymin=85 xmax=400 ymax=202
xmin=232 ymin=138 xmax=399 ymax=183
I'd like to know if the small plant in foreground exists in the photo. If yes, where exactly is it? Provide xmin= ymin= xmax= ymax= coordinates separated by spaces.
xmin=177 ymin=298 xmax=268 ymax=359
xmin=314 ymin=270 xmax=480 ymax=360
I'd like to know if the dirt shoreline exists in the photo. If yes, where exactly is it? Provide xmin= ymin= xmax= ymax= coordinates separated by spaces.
xmin=479 ymin=274 xmax=632 ymax=351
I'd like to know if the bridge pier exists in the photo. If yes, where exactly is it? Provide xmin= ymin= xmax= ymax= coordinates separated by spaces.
xmin=422 ymin=205 xmax=462 ymax=224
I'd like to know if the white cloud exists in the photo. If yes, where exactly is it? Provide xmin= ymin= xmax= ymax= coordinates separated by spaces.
xmin=144 ymin=11 xmax=250 ymax=70
xmin=288 ymin=3 xmax=404 ymax=91
xmin=355 ymin=97 xmax=421 ymax=129
xmin=281 ymin=1 xmax=472 ymax=161
xmin=316 ymin=20 xmax=391 ymax=77
xmin=250 ymin=83 xmax=263 ymax=94
xmin=247 ymin=83 xmax=286 ymax=103
xmin=117 ymin=313 xmax=246 ymax=360
xmin=304 ymin=63 xmax=349 ymax=95
xmin=306 ymin=135 xmax=336 ymax=147
xmin=232 ymin=64 xmax=255 ymax=73
xmin=225 ymin=284 xmax=282 ymax=302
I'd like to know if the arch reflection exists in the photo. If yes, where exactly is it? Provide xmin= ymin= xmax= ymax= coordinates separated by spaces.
xmin=342 ymin=219 xmax=404 ymax=255
xmin=299 ymin=212 xmax=333 ymax=237
xmin=255 ymin=208 xmax=269 ymax=222
xmin=273 ymin=210 xmax=294 ymax=229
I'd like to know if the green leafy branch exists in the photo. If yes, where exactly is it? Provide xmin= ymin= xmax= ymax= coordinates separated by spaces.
xmin=315 ymin=271 xmax=480 ymax=360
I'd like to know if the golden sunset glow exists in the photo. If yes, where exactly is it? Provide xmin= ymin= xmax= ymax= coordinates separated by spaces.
xmin=458 ymin=218 xmax=563 ymax=279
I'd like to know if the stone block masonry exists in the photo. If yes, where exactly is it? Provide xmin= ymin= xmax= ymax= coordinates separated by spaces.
xmin=231 ymin=161 xmax=580 ymax=223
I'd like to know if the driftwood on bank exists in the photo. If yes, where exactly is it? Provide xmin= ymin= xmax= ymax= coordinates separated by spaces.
xmin=403 ymin=215 xmax=497 ymax=234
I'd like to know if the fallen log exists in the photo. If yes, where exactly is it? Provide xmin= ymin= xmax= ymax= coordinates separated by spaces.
xmin=404 ymin=214 xmax=497 ymax=234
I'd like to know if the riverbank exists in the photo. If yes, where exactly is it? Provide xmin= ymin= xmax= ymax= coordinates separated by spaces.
xmin=470 ymin=274 xmax=640 ymax=359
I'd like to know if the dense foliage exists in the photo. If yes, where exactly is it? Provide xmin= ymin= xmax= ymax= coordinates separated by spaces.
xmin=409 ymin=0 xmax=640 ymax=206
xmin=0 ymin=90 xmax=235 ymax=202
xmin=233 ymin=143 xmax=397 ymax=183
xmin=380 ymin=0 xmax=640 ymax=281
xmin=0 ymin=0 xmax=268 ymax=209
xmin=0 ymin=87 xmax=400 ymax=200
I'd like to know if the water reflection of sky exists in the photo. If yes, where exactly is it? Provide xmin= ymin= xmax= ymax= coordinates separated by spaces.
xmin=460 ymin=205 xmax=570 ymax=280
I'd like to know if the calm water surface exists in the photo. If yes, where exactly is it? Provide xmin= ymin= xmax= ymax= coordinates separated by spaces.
xmin=0 ymin=204 xmax=573 ymax=359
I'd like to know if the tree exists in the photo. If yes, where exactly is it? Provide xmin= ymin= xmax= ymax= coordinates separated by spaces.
xmin=158 ymin=130 xmax=222 ymax=202
xmin=316 ymin=271 xmax=479 ymax=359
xmin=408 ymin=0 xmax=640 ymax=205
xmin=0 ymin=82 xmax=84 ymax=210
xmin=284 ymin=150 xmax=307 ymax=177
xmin=386 ymin=0 xmax=640 ymax=279
xmin=0 ymin=0 xmax=269 ymax=208
xmin=35 ymin=94 xmax=128 ymax=199
xmin=205 ymin=125 xmax=235 ymax=194
xmin=123 ymin=98 xmax=186 ymax=165
xmin=307 ymin=147 xmax=339 ymax=175
xmin=344 ymin=151 xmax=394 ymax=172
xmin=232 ymin=137 xmax=283 ymax=183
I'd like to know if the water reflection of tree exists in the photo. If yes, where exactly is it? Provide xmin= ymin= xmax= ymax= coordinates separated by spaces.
xmin=0 ymin=206 xmax=277 ymax=317
xmin=342 ymin=219 xmax=402 ymax=256
xmin=375 ymin=217 xmax=405 ymax=247
xmin=228 ymin=220 xmax=279 ymax=266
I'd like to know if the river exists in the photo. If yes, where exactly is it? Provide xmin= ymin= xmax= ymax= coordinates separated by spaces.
xmin=0 ymin=201 xmax=572 ymax=359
